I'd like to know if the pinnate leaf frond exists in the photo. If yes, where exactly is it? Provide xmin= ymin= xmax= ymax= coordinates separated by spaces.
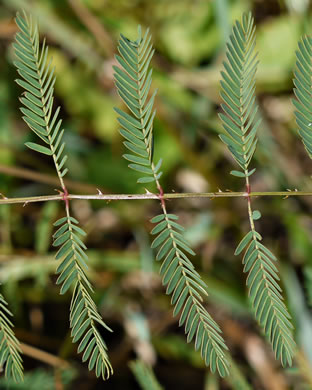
xmin=0 ymin=294 xmax=23 ymax=382
xmin=14 ymin=12 xmax=68 ymax=183
xmin=114 ymin=27 xmax=162 ymax=184
xmin=150 ymin=213 xmax=230 ymax=376
xmin=53 ymin=216 xmax=113 ymax=379
xmin=219 ymin=12 xmax=260 ymax=177
xmin=293 ymin=35 xmax=312 ymax=159
xmin=235 ymin=232 xmax=296 ymax=366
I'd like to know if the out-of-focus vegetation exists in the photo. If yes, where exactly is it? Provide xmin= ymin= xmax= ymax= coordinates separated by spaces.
xmin=1 ymin=0 xmax=312 ymax=388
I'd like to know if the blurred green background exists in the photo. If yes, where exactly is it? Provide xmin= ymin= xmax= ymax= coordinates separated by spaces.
xmin=1 ymin=0 xmax=312 ymax=388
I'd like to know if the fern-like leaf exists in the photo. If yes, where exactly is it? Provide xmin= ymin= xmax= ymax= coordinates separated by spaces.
xmin=219 ymin=12 xmax=260 ymax=177
xmin=114 ymin=27 xmax=230 ymax=376
xmin=293 ymin=35 xmax=312 ymax=159
xmin=14 ymin=12 xmax=113 ymax=379
xmin=235 ymin=232 xmax=296 ymax=366
xmin=219 ymin=12 xmax=296 ymax=366
xmin=14 ymin=12 xmax=68 ymax=185
xmin=151 ymin=213 xmax=229 ymax=376
xmin=0 ymin=294 xmax=23 ymax=382
xmin=114 ymin=27 xmax=161 ymax=184
xmin=53 ymin=216 xmax=113 ymax=379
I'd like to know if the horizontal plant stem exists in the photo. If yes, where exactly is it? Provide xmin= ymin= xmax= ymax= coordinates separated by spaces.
xmin=0 ymin=190 xmax=311 ymax=205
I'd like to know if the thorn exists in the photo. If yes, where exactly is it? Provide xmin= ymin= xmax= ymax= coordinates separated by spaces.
xmin=218 ymin=188 xmax=222 ymax=193
xmin=295 ymin=188 xmax=298 ymax=192
xmin=97 ymin=188 xmax=103 ymax=196
xmin=225 ymin=189 xmax=232 ymax=192
xmin=286 ymin=189 xmax=291 ymax=192
xmin=55 ymin=189 xmax=63 ymax=195
xmin=144 ymin=188 xmax=153 ymax=195
xmin=283 ymin=195 xmax=289 ymax=199
xmin=23 ymin=201 xmax=28 ymax=207
xmin=0 ymin=193 xmax=8 ymax=199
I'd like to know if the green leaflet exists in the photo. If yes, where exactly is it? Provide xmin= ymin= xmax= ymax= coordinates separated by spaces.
xmin=137 ymin=176 xmax=155 ymax=183
xmin=252 ymin=210 xmax=261 ymax=220
xmin=25 ymin=142 xmax=53 ymax=155
xmin=230 ymin=168 xmax=256 ymax=177
xmin=230 ymin=170 xmax=246 ymax=178
xmin=235 ymin=230 xmax=254 ymax=255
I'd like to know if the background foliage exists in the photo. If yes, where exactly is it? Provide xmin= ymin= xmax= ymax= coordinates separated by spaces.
xmin=1 ymin=0 xmax=312 ymax=389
